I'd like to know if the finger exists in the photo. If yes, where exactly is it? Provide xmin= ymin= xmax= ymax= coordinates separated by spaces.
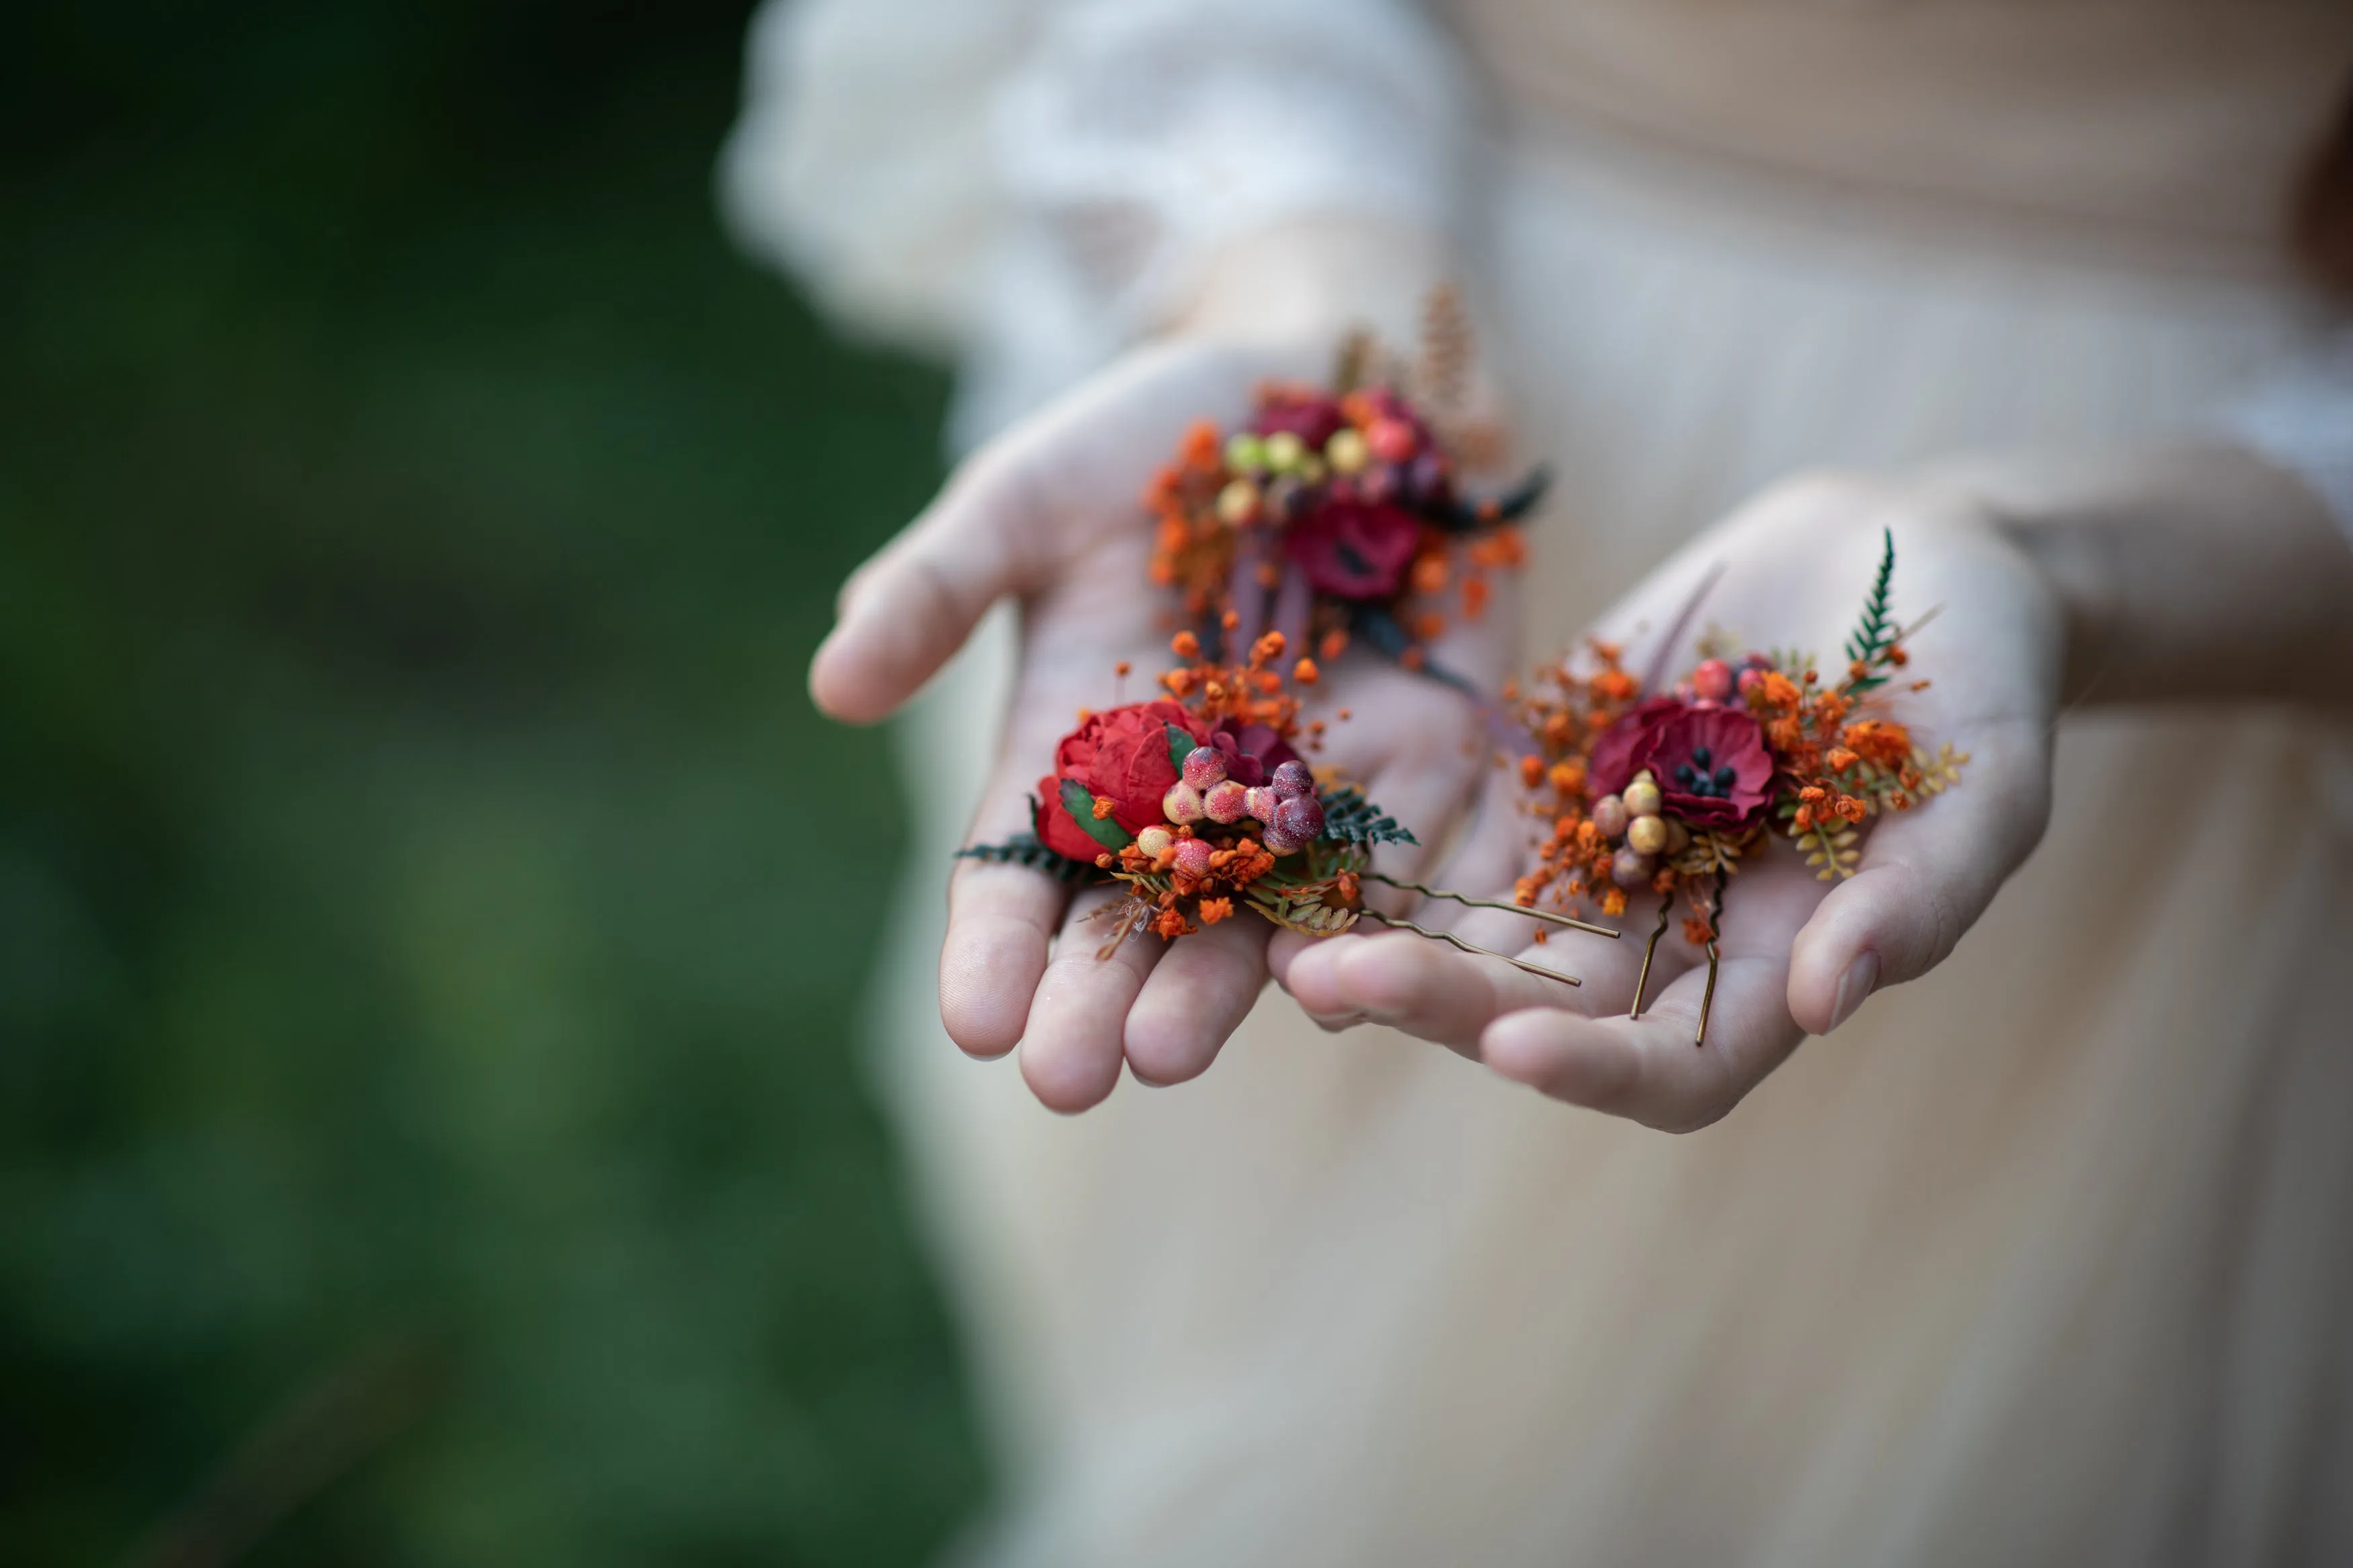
xmin=811 ymin=445 xmax=1043 ymax=724
xmin=1786 ymin=715 xmax=2051 ymax=1034
xmin=1276 ymin=926 xmax=1593 ymax=1055
xmin=1123 ymin=908 xmax=1272 ymax=1085
xmin=1019 ymin=886 xmax=1168 ymax=1112
xmin=1480 ymin=949 xmax=1802 ymax=1132
xmin=941 ymin=856 xmax=1068 ymax=1060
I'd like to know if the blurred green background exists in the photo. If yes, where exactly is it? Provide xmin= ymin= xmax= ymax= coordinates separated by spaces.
xmin=3 ymin=2 xmax=985 ymax=1563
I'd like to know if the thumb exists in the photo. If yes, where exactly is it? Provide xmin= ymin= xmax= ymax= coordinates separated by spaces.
xmin=809 ymin=442 xmax=1043 ymax=724
xmin=1786 ymin=714 xmax=2051 ymax=1032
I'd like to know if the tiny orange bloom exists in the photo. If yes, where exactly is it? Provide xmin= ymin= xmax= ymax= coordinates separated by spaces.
xmin=1826 ymin=747 xmax=1858 ymax=773
xmin=1319 ymin=628 xmax=1349 ymax=660
xmin=1197 ymin=897 xmax=1234 ymax=925
xmin=1170 ymin=630 xmax=1201 ymax=660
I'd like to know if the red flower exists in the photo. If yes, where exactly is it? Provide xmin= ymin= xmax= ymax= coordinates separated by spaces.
xmin=1589 ymin=698 xmax=1773 ymax=828
xmin=1250 ymin=388 xmax=1346 ymax=450
xmin=1203 ymin=718 xmax=1298 ymax=786
xmin=1283 ymin=499 xmax=1423 ymax=600
xmin=1035 ymin=700 xmax=1206 ymax=861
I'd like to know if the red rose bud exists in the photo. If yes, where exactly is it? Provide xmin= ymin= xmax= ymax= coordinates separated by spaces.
xmin=1367 ymin=417 xmax=1418 ymax=464
xmin=1181 ymin=745 xmax=1228 ymax=790
xmin=1271 ymin=760 xmax=1315 ymax=798
xmin=1162 ymin=781 xmax=1205 ymax=823
xmin=1203 ymin=780 xmax=1249 ymax=824
xmin=1174 ymin=837 xmax=1215 ymax=878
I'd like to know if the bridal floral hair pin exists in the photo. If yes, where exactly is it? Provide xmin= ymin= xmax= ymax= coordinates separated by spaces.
xmin=1509 ymin=531 xmax=1966 ymax=1043
xmin=1144 ymin=290 xmax=1547 ymax=692
xmin=961 ymin=630 xmax=1612 ymax=976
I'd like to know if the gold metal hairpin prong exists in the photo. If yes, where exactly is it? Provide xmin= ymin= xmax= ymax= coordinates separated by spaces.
xmin=1693 ymin=882 xmax=1726 ymax=1046
xmin=1630 ymin=897 xmax=1673 ymax=1020
xmin=1362 ymin=909 xmax=1581 ymax=987
xmin=1696 ymin=940 xmax=1720 ymax=1047
xmin=1364 ymin=874 xmax=1620 ymax=939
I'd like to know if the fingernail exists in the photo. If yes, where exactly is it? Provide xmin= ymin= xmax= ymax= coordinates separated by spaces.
xmin=1829 ymin=951 xmax=1879 ymax=1031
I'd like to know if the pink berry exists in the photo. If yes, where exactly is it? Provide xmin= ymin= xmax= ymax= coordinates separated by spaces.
xmin=1181 ymin=746 xmax=1227 ymax=790
xmin=1273 ymin=794 xmax=1324 ymax=844
xmin=1174 ymin=837 xmax=1215 ymax=877
xmin=1590 ymin=795 xmax=1629 ymax=839
xmin=1135 ymin=825 xmax=1174 ymax=860
xmin=1736 ymin=667 xmax=1763 ymax=696
xmin=1245 ymin=785 xmax=1280 ymax=823
xmin=1692 ymin=658 xmax=1733 ymax=702
xmin=1162 ymin=781 xmax=1204 ymax=823
xmin=1367 ymin=417 xmax=1418 ymax=464
xmin=1271 ymin=760 xmax=1314 ymax=798
xmin=1610 ymin=847 xmax=1654 ymax=889
xmin=1263 ymin=823 xmax=1307 ymax=855
xmin=1204 ymin=780 xmax=1249 ymax=823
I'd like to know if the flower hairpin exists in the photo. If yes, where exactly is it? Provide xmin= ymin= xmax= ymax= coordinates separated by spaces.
xmin=1145 ymin=290 xmax=1548 ymax=693
xmin=1509 ymin=531 xmax=1967 ymax=1044
xmin=963 ymin=631 xmax=1613 ymax=979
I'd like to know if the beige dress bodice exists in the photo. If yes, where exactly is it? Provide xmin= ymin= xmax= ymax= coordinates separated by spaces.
xmin=741 ymin=3 xmax=2353 ymax=1562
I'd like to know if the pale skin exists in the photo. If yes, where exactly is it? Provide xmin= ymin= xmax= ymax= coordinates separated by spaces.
xmin=811 ymin=223 xmax=2353 ymax=1123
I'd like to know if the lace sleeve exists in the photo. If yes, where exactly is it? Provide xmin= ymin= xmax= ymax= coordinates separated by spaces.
xmin=721 ymin=0 xmax=1473 ymax=445
xmin=2216 ymin=327 xmax=2353 ymax=542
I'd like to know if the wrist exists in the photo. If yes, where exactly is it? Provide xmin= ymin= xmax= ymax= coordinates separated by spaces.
xmin=1168 ymin=215 xmax=1453 ymax=353
xmin=1918 ymin=444 xmax=2353 ymax=707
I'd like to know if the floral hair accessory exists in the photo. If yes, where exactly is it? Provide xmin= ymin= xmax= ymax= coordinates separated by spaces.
xmin=963 ymin=630 xmax=1613 ymax=978
xmin=1145 ymin=290 xmax=1546 ymax=692
xmin=1510 ymin=531 xmax=1967 ymax=1043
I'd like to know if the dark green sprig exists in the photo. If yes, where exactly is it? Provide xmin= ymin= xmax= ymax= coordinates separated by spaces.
xmin=1318 ymin=784 xmax=1419 ymax=847
xmin=956 ymin=830 xmax=1101 ymax=884
xmin=1841 ymin=527 xmax=1899 ymax=694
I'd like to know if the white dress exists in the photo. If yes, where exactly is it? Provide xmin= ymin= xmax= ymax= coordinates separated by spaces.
xmin=727 ymin=4 xmax=2353 ymax=1562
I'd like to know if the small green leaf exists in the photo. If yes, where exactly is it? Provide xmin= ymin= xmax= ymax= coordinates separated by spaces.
xmin=1060 ymin=778 xmax=1134 ymax=853
xmin=1166 ymin=725 xmax=1197 ymax=770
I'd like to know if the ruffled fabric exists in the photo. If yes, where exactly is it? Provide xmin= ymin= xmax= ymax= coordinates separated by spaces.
xmin=723 ymin=0 xmax=1472 ymax=448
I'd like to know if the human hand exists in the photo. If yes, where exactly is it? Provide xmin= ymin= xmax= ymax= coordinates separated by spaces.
xmin=813 ymin=331 xmax=1515 ymax=1112
xmin=1271 ymin=472 xmax=2067 ymax=1130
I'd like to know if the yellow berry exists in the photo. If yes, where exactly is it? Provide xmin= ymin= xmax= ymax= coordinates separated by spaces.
xmin=1263 ymin=431 xmax=1306 ymax=472
xmin=1215 ymin=479 xmax=1261 ymax=525
xmin=1324 ymin=427 xmax=1369 ymax=474
xmin=1622 ymin=779 xmax=1662 ymax=817
xmin=1224 ymin=432 xmax=1265 ymax=472
xmin=1627 ymin=814 xmax=1669 ymax=855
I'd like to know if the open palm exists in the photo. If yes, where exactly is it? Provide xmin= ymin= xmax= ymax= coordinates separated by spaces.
xmin=811 ymin=338 xmax=1515 ymax=1111
xmin=1271 ymin=473 xmax=2067 ymax=1130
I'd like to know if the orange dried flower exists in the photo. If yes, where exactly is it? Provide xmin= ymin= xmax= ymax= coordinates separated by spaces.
xmin=1319 ymin=628 xmax=1349 ymax=660
xmin=1826 ymin=747 xmax=1859 ymax=773
xmin=1170 ymin=630 xmax=1201 ymax=660
xmin=1462 ymin=575 xmax=1492 ymax=621
xmin=1197 ymin=897 xmax=1234 ymax=925
xmin=1293 ymin=657 xmax=1320 ymax=684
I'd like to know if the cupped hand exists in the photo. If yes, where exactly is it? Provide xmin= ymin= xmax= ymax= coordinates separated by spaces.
xmin=1271 ymin=472 xmax=2067 ymax=1131
xmin=813 ymin=336 xmax=1514 ymax=1112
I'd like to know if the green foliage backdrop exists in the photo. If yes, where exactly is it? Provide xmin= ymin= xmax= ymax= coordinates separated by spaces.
xmin=3 ymin=2 xmax=983 ymax=1562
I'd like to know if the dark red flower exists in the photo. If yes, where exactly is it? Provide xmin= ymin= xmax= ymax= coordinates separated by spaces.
xmin=1204 ymin=718 xmax=1299 ymax=787
xmin=1034 ymin=700 xmax=1207 ymax=861
xmin=1283 ymin=499 xmax=1423 ymax=600
xmin=1589 ymin=698 xmax=1773 ymax=828
xmin=1250 ymin=388 xmax=1346 ymax=450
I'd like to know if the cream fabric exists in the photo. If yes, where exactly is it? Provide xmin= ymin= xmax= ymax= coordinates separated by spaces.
xmin=731 ymin=3 xmax=2353 ymax=1561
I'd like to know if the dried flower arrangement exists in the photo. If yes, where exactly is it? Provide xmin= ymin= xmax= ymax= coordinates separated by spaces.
xmin=1144 ymin=289 xmax=1546 ymax=690
xmin=1508 ymin=531 xmax=1967 ymax=1042
xmin=963 ymin=628 xmax=1611 ymax=978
